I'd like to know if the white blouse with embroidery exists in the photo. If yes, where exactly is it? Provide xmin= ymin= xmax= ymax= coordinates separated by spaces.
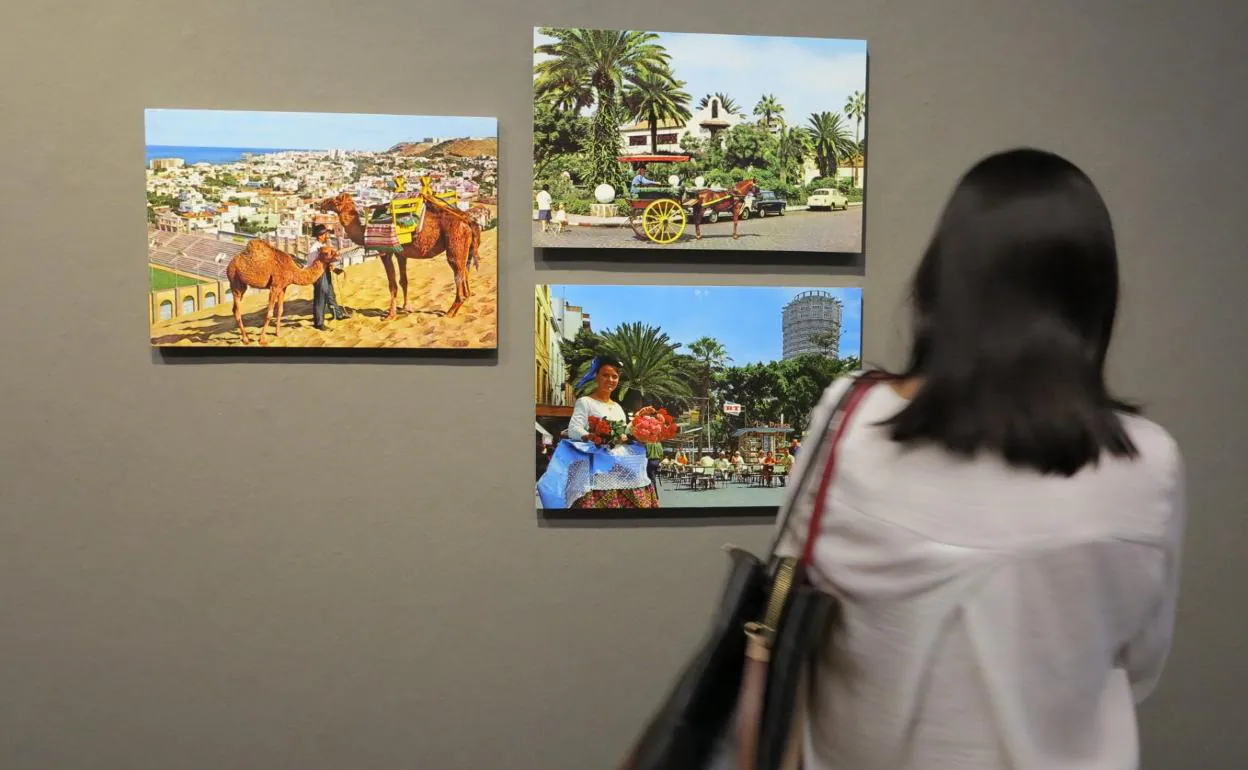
xmin=566 ymin=396 xmax=627 ymax=441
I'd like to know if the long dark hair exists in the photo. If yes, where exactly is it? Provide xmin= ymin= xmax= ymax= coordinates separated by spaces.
xmin=883 ymin=148 xmax=1138 ymax=476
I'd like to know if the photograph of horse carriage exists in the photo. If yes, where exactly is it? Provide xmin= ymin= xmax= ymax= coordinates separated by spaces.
xmin=532 ymin=27 xmax=867 ymax=254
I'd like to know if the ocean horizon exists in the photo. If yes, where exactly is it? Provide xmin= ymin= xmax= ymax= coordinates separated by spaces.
xmin=144 ymin=145 xmax=311 ymax=165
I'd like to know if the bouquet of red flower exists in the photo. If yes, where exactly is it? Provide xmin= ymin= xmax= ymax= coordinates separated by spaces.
xmin=629 ymin=406 xmax=680 ymax=444
xmin=586 ymin=415 xmax=628 ymax=448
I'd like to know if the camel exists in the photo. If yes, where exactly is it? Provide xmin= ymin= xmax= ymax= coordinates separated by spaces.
xmin=684 ymin=178 xmax=760 ymax=240
xmin=318 ymin=191 xmax=481 ymax=320
xmin=226 ymin=240 xmax=339 ymax=346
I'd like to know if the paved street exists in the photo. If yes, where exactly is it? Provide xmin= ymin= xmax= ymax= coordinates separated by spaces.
xmin=536 ymin=479 xmax=787 ymax=511
xmin=656 ymin=479 xmax=785 ymax=508
xmin=534 ymin=206 xmax=862 ymax=253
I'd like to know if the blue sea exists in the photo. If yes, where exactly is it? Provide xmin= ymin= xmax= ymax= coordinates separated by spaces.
xmin=144 ymin=145 xmax=306 ymax=165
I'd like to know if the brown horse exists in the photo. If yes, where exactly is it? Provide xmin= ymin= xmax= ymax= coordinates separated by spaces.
xmin=318 ymin=192 xmax=480 ymax=320
xmin=684 ymin=179 xmax=760 ymax=240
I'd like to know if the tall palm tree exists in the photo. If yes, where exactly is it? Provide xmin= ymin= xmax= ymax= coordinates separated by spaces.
xmin=697 ymin=92 xmax=740 ymax=115
xmin=807 ymin=111 xmax=855 ymax=179
xmin=687 ymin=337 xmax=732 ymax=399
xmin=624 ymin=72 xmax=692 ymax=153
xmin=844 ymin=90 xmax=866 ymax=142
xmin=571 ymin=322 xmax=693 ymax=412
xmin=775 ymin=126 xmax=810 ymax=186
xmin=534 ymin=28 xmax=674 ymax=186
xmin=843 ymin=91 xmax=867 ymax=188
xmin=686 ymin=337 xmax=732 ymax=452
xmin=754 ymin=94 xmax=785 ymax=131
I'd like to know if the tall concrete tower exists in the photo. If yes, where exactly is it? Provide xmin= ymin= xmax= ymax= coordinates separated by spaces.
xmin=782 ymin=290 xmax=843 ymax=359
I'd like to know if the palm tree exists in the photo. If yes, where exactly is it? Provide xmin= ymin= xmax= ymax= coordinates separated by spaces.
xmin=534 ymin=29 xmax=675 ymax=186
xmin=844 ymin=90 xmax=866 ymax=142
xmin=843 ymin=91 xmax=867 ymax=188
xmin=754 ymin=94 xmax=785 ymax=131
xmin=624 ymin=72 xmax=692 ymax=153
xmin=697 ymin=92 xmax=740 ymax=115
xmin=775 ymin=126 xmax=809 ymax=186
xmin=684 ymin=337 xmax=732 ymax=453
xmin=807 ymin=111 xmax=855 ymax=179
xmin=686 ymin=337 xmax=732 ymax=402
xmin=570 ymin=322 xmax=693 ymax=412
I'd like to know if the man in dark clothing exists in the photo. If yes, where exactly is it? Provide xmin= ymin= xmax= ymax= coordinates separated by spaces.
xmin=309 ymin=224 xmax=347 ymax=330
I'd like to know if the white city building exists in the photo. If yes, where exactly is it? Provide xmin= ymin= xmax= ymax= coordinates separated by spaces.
xmin=618 ymin=95 xmax=743 ymax=156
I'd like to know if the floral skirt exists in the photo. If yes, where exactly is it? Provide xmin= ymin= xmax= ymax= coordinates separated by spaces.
xmin=571 ymin=484 xmax=660 ymax=509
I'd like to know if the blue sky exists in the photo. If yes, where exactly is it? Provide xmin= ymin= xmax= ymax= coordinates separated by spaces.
xmin=550 ymin=284 xmax=862 ymax=364
xmin=144 ymin=109 xmax=496 ymax=150
xmin=535 ymin=29 xmax=867 ymax=128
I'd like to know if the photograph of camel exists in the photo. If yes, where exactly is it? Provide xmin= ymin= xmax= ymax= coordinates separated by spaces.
xmin=533 ymin=28 xmax=867 ymax=255
xmin=535 ymin=283 xmax=863 ymax=513
xmin=146 ymin=108 xmax=498 ymax=349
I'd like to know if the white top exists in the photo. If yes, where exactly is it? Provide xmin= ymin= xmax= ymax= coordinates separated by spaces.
xmin=306 ymin=241 xmax=326 ymax=262
xmin=554 ymin=209 xmax=568 ymax=222
xmin=775 ymin=377 xmax=1185 ymax=770
xmin=566 ymin=396 xmax=626 ymax=441
xmin=535 ymin=190 xmax=553 ymax=210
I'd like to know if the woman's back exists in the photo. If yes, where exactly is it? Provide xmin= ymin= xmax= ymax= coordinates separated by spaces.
xmin=782 ymin=379 xmax=1184 ymax=770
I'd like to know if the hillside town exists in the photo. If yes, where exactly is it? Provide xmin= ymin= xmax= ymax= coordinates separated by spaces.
xmin=146 ymin=139 xmax=499 ymax=242
xmin=146 ymin=136 xmax=499 ymax=337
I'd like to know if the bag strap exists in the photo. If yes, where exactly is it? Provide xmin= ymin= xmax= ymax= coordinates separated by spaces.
xmin=734 ymin=377 xmax=878 ymax=770
xmin=799 ymin=375 xmax=877 ymax=566
xmin=765 ymin=373 xmax=878 ymax=559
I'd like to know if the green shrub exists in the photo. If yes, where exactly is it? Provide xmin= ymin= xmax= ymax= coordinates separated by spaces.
xmin=534 ymin=174 xmax=578 ymax=204
xmin=536 ymin=154 xmax=585 ymax=187
xmin=557 ymin=195 xmax=625 ymax=217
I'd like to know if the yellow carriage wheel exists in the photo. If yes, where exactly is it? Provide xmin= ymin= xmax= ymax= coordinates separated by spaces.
xmin=642 ymin=199 xmax=687 ymax=244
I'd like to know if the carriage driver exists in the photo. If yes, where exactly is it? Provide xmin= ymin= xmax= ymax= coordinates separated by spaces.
xmin=630 ymin=165 xmax=660 ymax=196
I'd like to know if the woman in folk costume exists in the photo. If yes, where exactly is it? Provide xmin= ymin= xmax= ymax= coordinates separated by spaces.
xmin=536 ymin=357 xmax=659 ymax=510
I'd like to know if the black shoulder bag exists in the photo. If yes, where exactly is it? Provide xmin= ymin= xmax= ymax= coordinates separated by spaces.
xmin=618 ymin=374 xmax=881 ymax=770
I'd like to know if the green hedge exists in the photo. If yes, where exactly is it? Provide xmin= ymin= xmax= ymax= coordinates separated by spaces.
xmin=533 ymin=187 xmax=626 ymax=218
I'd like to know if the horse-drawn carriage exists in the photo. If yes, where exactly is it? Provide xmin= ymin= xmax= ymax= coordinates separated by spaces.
xmin=618 ymin=155 xmax=759 ymax=245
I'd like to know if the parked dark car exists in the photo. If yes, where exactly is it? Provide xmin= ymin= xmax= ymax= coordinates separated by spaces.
xmin=749 ymin=189 xmax=787 ymax=218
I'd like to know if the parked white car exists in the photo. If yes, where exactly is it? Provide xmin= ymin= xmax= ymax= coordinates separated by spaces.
xmin=807 ymin=188 xmax=849 ymax=211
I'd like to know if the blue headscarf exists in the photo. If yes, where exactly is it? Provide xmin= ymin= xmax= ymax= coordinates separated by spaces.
xmin=575 ymin=357 xmax=603 ymax=390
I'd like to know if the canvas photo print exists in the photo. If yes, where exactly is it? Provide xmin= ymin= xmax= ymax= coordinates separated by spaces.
xmin=533 ymin=28 xmax=867 ymax=254
xmin=535 ymin=284 xmax=864 ymax=513
xmin=146 ymin=109 xmax=498 ymax=349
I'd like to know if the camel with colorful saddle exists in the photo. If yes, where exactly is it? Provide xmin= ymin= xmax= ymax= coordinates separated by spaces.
xmin=319 ymin=176 xmax=481 ymax=319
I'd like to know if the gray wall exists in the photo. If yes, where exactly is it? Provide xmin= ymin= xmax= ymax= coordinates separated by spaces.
xmin=1 ymin=0 xmax=1245 ymax=768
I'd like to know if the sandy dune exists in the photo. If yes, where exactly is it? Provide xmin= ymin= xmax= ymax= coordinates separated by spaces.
xmin=150 ymin=229 xmax=497 ymax=349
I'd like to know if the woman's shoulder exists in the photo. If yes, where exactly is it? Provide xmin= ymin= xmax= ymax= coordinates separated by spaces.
xmin=808 ymin=372 xmax=872 ymax=419
xmin=1117 ymin=411 xmax=1184 ymax=486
